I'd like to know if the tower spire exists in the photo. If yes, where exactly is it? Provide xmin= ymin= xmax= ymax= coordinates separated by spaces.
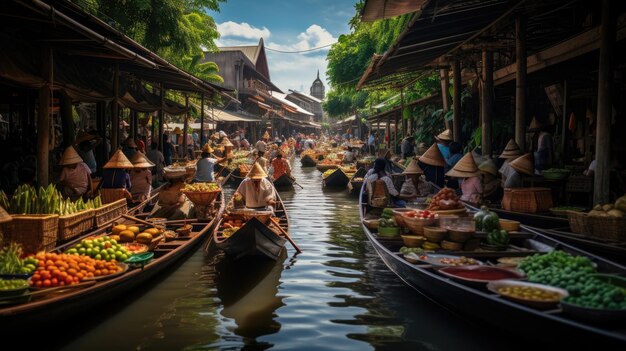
xmin=317 ymin=69 xmax=319 ymax=79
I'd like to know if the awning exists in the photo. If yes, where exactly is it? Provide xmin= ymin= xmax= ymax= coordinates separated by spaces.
xmin=211 ymin=109 xmax=262 ymax=123
xmin=358 ymin=0 xmax=518 ymax=90
xmin=248 ymin=98 xmax=272 ymax=111
xmin=361 ymin=0 xmax=427 ymax=22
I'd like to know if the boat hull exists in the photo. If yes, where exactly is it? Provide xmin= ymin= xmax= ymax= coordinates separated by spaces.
xmin=273 ymin=173 xmax=295 ymax=188
xmin=301 ymin=154 xmax=317 ymax=167
xmin=322 ymin=169 xmax=349 ymax=188
xmin=216 ymin=217 xmax=286 ymax=260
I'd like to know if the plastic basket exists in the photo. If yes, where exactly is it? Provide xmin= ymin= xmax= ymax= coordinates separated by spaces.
xmin=2 ymin=214 xmax=59 ymax=254
xmin=94 ymin=199 xmax=128 ymax=227
xmin=58 ymin=209 xmax=94 ymax=241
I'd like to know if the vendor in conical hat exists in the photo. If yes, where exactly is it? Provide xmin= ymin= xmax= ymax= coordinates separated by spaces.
xmin=435 ymin=129 xmax=453 ymax=161
xmin=498 ymin=138 xmax=522 ymax=188
xmin=262 ymin=131 xmax=271 ymax=141
xmin=446 ymin=152 xmax=482 ymax=204
xmin=58 ymin=145 xmax=92 ymax=200
xmin=220 ymin=138 xmax=235 ymax=160
xmin=195 ymin=146 xmax=225 ymax=183
xmin=235 ymin=162 xmax=276 ymax=210
xmin=418 ymin=143 xmax=446 ymax=188
xmin=75 ymin=130 xmax=100 ymax=174
xmin=102 ymin=150 xmax=133 ymax=191
xmin=479 ymin=159 xmax=501 ymax=202
xmin=399 ymin=159 xmax=429 ymax=199
xmin=506 ymin=153 xmax=534 ymax=188
xmin=129 ymin=152 xmax=154 ymax=202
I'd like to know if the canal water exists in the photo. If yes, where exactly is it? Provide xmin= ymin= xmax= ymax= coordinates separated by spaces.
xmin=52 ymin=158 xmax=532 ymax=350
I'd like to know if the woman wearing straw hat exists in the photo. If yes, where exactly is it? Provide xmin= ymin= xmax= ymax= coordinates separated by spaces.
xmin=58 ymin=146 xmax=92 ymax=200
xmin=129 ymin=152 xmax=154 ymax=202
xmin=505 ymin=153 xmax=535 ymax=188
xmin=479 ymin=159 xmax=502 ymax=202
xmin=364 ymin=158 xmax=405 ymax=208
xmin=399 ymin=159 xmax=428 ymax=200
xmin=418 ymin=143 xmax=446 ymax=188
xmin=498 ymin=139 xmax=523 ymax=188
xmin=435 ymin=129 xmax=453 ymax=161
xmin=446 ymin=152 xmax=482 ymax=204
xmin=101 ymin=150 xmax=133 ymax=202
xmin=235 ymin=162 xmax=276 ymax=211
xmin=149 ymin=167 xmax=193 ymax=220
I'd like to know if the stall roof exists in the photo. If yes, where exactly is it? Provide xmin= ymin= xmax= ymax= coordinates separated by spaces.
xmin=270 ymin=92 xmax=314 ymax=116
xmin=211 ymin=109 xmax=262 ymax=123
xmin=287 ymin=89 xmax=323 ymax=103
xmin=361 ymin=0 xmax=427 ymax=22
xmin=367 ymin=93 xmax=440 ymax=122
xmin=357 ymin=0 xmax=519 ymax=90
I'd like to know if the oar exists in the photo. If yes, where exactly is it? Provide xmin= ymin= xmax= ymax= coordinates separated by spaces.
xmin=122 ymin=214 xmax=157 ymax=227
xmin=293 ymin=180 xmax=304 ymax=189
xmin=270 ymin=221 xmax=302 ymax=253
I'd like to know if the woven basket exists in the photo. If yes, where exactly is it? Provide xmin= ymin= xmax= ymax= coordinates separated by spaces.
xmin=2 ymin=214 xmax=59 ymax=254
xmin=183 ymin=190 xmax=221 ymax=206
xmin=502 ymin=187 xmax=553 ymax=213
xmin=567 ymin=211 xmax=589 ymax=234
xmin=587 ymin=216 xmax=626 ymax=241
xmin=101 ymin=188 xmax=128 ymax=204
xmin=58 ymin=209 xmax=95 ymax=241
xmin=94 ymin=199 xmax=128 ymax=227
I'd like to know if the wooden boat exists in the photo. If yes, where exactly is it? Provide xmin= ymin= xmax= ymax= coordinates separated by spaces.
xmin=359 ymin=183 xmax=626 ymax=346
xmin=347 ymin=167 xmax=367 ymax=193
xmin=300 ymin=154 xmax=317 ymax=167
xmin=0 ymin=190 xmax=225 ymax=332
xmin=273 ymin=173 xmax=296 ymax=188
xmin=212 ymin=185 xmax=289 ymax=260
xmin=316 ymin=163 xmax=339 ymax=172
xmin=356 ymin=159 xmax=374 ymax=171
xmin=322 ymin=168 xmax=350 ymax=188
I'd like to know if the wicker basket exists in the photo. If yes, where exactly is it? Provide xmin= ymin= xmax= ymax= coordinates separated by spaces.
xmin=567 ymin=211 xmax=589 ymax=234
xmin=587 ymin=216 xmax=626 ymax=241
xmin=58 ymin=209 xmax=95 ymax=241
xmin=404 ymin=216 xmax=438 ymax=235
xmin=502 ymin=187 xmax=553 ymax=213
xmin=183 ymin=190 xmax=221 ymax=206
xmin=2 ymin=214 xmax=59 ymax=254
xmin=94 ymin=199 xmax=128 ymax=227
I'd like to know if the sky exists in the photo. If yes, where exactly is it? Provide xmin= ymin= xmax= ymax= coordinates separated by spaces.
xmin=208 ymin=0 xmax=356 ymax=95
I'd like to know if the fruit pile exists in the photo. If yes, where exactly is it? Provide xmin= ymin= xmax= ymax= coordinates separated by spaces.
xmin=183 ymin=182 xmax=220 ymax=192
xmin=0 ymin=242 xmax=38 ymax=275
xmin=426 ymin=188 xmax=463 ymax=211
xmin=518 ymin=251 xmax=626 ymax=310
xmin=379 ymin=208 xmax=398 ymax=228
xmin=404 ymin=209 xmax=437 ymax=219
xmin=110 ymin=224 xmax=162 ymax=245
xmin=66 ymin=236 xmax=131 ymax=262
xmin=0 ymin=184 xmax=102 ymax=215
xmin=322 ymin=169 xmax=336 ymax=178
xmin=0 ymin=278 xmax=29 ymax=291
xmin=30 ymin=252 xmax=123 ymax=288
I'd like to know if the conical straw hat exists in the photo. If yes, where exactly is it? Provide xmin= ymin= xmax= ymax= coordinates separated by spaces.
xmin=130 ymin=152 xmax=155 ymax=168
xmin=247 ymin=162 xmax=268 ymax=179
xmin=478 ymin=159 xmax=498 ymax=176
xmin=220 ymin=138 xmax=234 ymax=147
xmin=446 ymin=152 xmax=480 ymax=178
xmin=436 ymin=129 xmax=452 ymax=141
xmin=0 ymin=205 xmax=11 ymax=224
xmin=263 ymin=131 xmax=270 ymax=139
xmin=104 ymin=150 xmax=134 ymax=169
xmin=59 ymin=146 xmax=84 ymax=166
xmin=509 ymin=153 xmax=535 ymax=176
xmin=202 ymin=143 xmax=214 ymax=154
xmin=499 ymin=139 xmax=522 ymax=159
xmin=418 ymin=143 xmax=445 ymax=167
xmin=528 ymin=116 xmax=543 ymax=132
xmin=377 ymin=148 xmax=391 ymax=158
xmin=403 ymin=159 xmax=423 ymax=174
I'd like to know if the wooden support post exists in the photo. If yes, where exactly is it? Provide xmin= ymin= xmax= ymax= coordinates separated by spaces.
xmin=158 ymin=83 xmax=164 ymax=154
xmin=481 ymin=49 xmax=494 ymax=156
xmin=111 ymin=65 xmax=120 ymax=154
xmin=594 ymin=0 xmax=615 ymax=205
xmin=400 ymin=88 xmax=407 ymax=136
xmin=440 ymin=68 xmax=451 ymax=131
xmin=130 ymin=110 xmax=137 ymax=139
xmin=96 ymin=102 xmax=106 ymax=174
xmin=561 ymin=80 xmax=568 ymax=167
xmin=60 ymin=93 xmax=75 ymax=147
xmin=182 ymin=94 xmax=189 ymax=159
xmin=453 ymin=60 xmax=462 ymax=142
xmin=394 ymin=113 xmax=399 ymax=153
xmin=37 ymin=47 xmax=52 ymax=186
xmin=200 ymin=93 xmax=205 ymax=146
xmin=515 ymin=16 xmax=527 ymax=152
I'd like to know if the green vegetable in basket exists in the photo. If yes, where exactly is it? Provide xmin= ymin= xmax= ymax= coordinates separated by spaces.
xmin=473 ymin=206 xmax=490 ymax=231
xmin=482 ymin=211 xmax=500 ymax=232
xmin=381 ymin=208 xmax=394 ymax=220
xmin=487 ymin=229 xmax=509 ymax=246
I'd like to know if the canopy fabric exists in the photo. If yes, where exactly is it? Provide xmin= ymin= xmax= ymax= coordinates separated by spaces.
xmin=358 ymin=0 xmax=518 ymax=90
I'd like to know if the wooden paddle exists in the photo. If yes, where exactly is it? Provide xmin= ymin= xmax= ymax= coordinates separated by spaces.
xmin=270 ymin=221 xmax=302 ymax=253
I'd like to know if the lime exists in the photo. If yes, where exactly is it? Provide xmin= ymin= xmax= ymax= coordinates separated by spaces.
xmin=94 ymin=254 xmax=102 ymax=260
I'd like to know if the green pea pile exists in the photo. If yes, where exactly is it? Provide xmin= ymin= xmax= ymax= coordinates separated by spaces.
xmin=0 ymin=278 xmax=29 ymax=291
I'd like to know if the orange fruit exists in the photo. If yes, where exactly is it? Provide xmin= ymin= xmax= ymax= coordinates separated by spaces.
xmin=112 ymin=224 xmax=127 ymax=234
xmin=127 ymin=226 xmax=140 ymax=234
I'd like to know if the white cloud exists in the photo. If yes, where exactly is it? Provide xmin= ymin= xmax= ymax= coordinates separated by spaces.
xmin=217 ymin=21 xmax=271 ymax=39
xmin=267 ymin=24 xmax=336 ymax=52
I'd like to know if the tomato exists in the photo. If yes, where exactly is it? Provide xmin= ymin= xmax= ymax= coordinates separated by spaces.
xmin=43 ymin=279 xmax=51 ymax=287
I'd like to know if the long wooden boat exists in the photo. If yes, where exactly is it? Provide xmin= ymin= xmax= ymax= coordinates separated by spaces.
xmin=347 ymin=167 xmax=367 ymax=193
xmin=300 ymin=154 xmax=318 ymax=167
xmin=273 ymin=173 xmax=296 ymax=188
xmin=359 ymin=183 xmax=626 ymax=346
xmin=0 ymin=190 xmax=225 ymax=331
xmin=212 ymin=184 xmax=289 ymax=260
xmin=486 ymin=205 xmax=570 ymax=230
xmin=322 ymin=168 xmax=350 ymax=188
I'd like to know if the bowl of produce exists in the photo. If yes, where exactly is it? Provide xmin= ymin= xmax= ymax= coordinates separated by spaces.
xmin=496 ymin=256 xmax=526 ymax=268
xmin=125 ymin=252 xmax=154 ymax=265
xmin=559 ymin=274 xmax=626 ymax=322
xmin=120 ymin=242 xmax=149 ymax=255
xmin=406 ymin=253 xmax=483 ymax=268
xmin=541 ymin=168 xmax=571 ymax=180
xmin=498 ymin=219 xmax=520 ymax=232
xmin=423 ymin=226 xmax=447 ymax=243
xmin=363 ymin=218 xmax=380 ymax=230
xmin=487 ymin=280 xmax=568 ymax=309
xmin=378 ymin=226 xmax=400 ymax=237
xmin=438 ymin=265 xmax=526 ymax=285
xmin=440 ymin=240 xmax=463 ymax=251
xmin=403 ymin=212 xmax=439 ymax=235
xmin=0 ymin=278 xmax=30 ymax=298
xmin=401 ymin=235 xmax=426 ymax=248
xmin=446 ymin=228 xmax=475 ymax=243
xmin=399 ymin=247 xmax=426 ymax=263
xmin=392 ymin=209 xmax=416 ymax=227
